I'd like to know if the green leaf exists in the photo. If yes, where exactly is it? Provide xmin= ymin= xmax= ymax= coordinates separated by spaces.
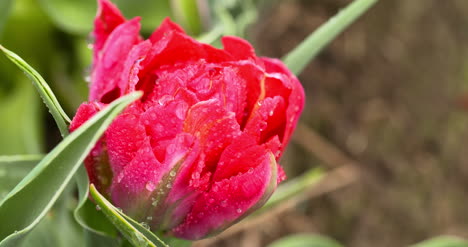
xmin=0 ymin=155 xmax=42 ymax=201
xmin=0 ymin=82 xmax=43 ymax=155
xmin=89 ymin=184 xmax=170 ymax=247
xmin=84 ymin=230 xmax=121 ymax=247
xmin=0 ymin=45 xmax=71 ymax=137
xmin=257 ymin=168 xmax=324 ymax=215
xmin=38 ymin=0 xmax=172 ymax=34
xmin=0 ymin=0 xmax=12 ymax=37
xmin=267 ymin=234 xmax=343 ymax=247
xmin=19 ymin=203 xmax=84 ymax=247
xmin=171 ymin=0 xmax=202 ymax=35
xmin=0 ymin=92 xmax=142 ymax=247
xmin=74 ymin=166 xmax=118 ymax=237
xmin=411 ymin=236 xmax=468 ymax=247
xmin=282 ymin=0 xmax=378 ymax=75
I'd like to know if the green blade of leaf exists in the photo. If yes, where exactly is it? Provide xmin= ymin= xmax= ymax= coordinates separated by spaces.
xmin=267 ymin=234 xmax=343 ymax=247
xmin=74 ymin=165 xmax=118 ymax=237
xmin=89 ymin=184 xmax=169 ymax=247
xmin=0 ymin=45 xmax=71 ymax=136
xmin=0 ymin=80 xmax=43 ymax=155
xmin=116 ymin=208 xmax=182 ymax=247
xmin=0 ymin=92 xmax=141 ymax=247
xmin=0 ymin=155 xmax=43 ymax=201
xmin=411 ymin=236 xmax=468 ymax=247
xmin=171 ymin=0 xmax=202 ymax=35
xmin=282 ymin=0 xmax=378 ymax=75
xmin=256 ymin=168 xmax=324 ymax=215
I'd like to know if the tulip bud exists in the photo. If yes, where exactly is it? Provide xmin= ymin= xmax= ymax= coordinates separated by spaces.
xmin=70 ymin=0 xmax=304 ymax=240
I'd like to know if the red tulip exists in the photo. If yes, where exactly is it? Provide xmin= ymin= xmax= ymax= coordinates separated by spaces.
xmin=70 ymin=0 xmax=304 ymax=240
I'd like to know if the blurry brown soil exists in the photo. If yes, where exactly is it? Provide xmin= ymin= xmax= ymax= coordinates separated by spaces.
xmin=197 ymin=0 xmax=468 ymax=247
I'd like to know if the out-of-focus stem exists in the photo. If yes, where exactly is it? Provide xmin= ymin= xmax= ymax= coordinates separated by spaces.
xmin=283 ymin=0 xmax=378 ymax=75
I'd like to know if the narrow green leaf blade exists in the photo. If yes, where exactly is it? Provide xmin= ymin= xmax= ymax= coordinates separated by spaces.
xmin=267 ymin=234 xmax=343 ymax=247
xmin=0 ymin=45 xmax=71 ymax=136
xmin=282 ymin=0 xmax=378 ymax=75
xmin=257 ymin=168 xmax=324 ymax=215
xmin=411 ymin=236 xmax=468 ymax=247
xmin=89 ymin=184 xmax=169 ymax=247
xmin=74 ymin=166 xmax=118 ymax=237
xmin=171 ymin=0 xmax=202 ymax=35
xmin=0 ymin=155 xmax=43 ymax=201
xmin=0 ymin=92 xmax=141 ymax=247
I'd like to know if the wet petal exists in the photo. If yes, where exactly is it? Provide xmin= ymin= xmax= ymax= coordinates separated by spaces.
xmin=172 ymin=152 xmax=277 ymax=240
xmin=149 ymin=18 xmax=185 ymax=43
xmin=106 ymin=108 xmax=147 ymax=175
xmin=222 ymin=36 xmax=256 ymax=61
xmin=90 ymin=18 xmax=142 ymax=102
xmin=93 ymin=0 xmax=126 ymax=60
xmin=261 ymin=58 xmax=305 ymax=147
xmin=111 ymin=138 xmax=161 ymax=219
xmin=184 ymin=99 xmax=241 ymax=172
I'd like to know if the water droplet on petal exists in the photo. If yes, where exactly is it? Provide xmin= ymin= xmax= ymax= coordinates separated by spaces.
xmin=170 ymin=171 xmax=177 ymax=177
xmin=269 ymin=110 xmax=274 ymax=116
xmin=166 ymin=183 xmax=172 ymax=189
xmin=146 ymin=182 xmax=156 ymax=191
xmin=208 ymin=198 xmax=215 ymax=204
xmin=248 ymin=167 xmax=254 ymax=173
xmin=236 ymin=208 xmax=242 ymax=214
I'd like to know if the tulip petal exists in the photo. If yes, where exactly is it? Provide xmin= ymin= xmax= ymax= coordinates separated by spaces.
xmin=90 ymin=18 xmax=142 ymax=102
xmin=141 ymin=100 xmax=187 ymax=161
xmin=106 ymin=106 xmax=146 ymax=175
xmin=222 ymin=36 xmax=256 ymax=61
xmin=149 ymin=18 xmax=185 ymax=44
xmin=93 ymin=0 xmax=126 ymax=60
xmin=172 ymin=152 xmax=277 ymax=240
xmin=70 ymin=102 xmax=112 ymax=193
xmin=183 ymin=99 xmax=241 ymax=172
xmin=111 ymin=138 xmax=161 ymax=219
xmin=142 ymin=31 xmax=230 ymax=73
xmin=261 ymin=58 xmax=305 ymax=147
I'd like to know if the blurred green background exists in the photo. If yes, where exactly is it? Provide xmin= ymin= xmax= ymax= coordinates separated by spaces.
xmin=2 ymin=0 xmax=468 ymax=246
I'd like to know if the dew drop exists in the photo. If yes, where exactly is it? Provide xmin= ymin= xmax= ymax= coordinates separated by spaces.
xmin=208 ymin=198 xmax=215 ymax=204
xmin=257 ymin=101 xmax=262 ymax=106
xmin=166 ymin=183 xmax=172 ymax=189
xmin=248 ymin=167 xmax=254 ymax=174
xmin=236 ymin=208 xmax=242 ymax=214
xmin=95 ymin=205 xmax=101 ymax=211
xmin=152 ymin=200 xmax=158 ymax=207
xmin=140 ymin=222 xmax=150 ymax=230
xmin=170 ymin=171 xmax=177 ymax=177
xmin=146 ymin=216 xmax=153 ymax=221
xmin=145 ymin=182 xmax=156 ymax=191
xmin=269 ymin=110 xmax=274 ymax=116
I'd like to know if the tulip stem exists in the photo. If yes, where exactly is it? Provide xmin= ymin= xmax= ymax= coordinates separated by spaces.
xmin=282 ymin=0 xmax=378 ymax=75
xmin=256 ymin=168 xmax=325 ymax=215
